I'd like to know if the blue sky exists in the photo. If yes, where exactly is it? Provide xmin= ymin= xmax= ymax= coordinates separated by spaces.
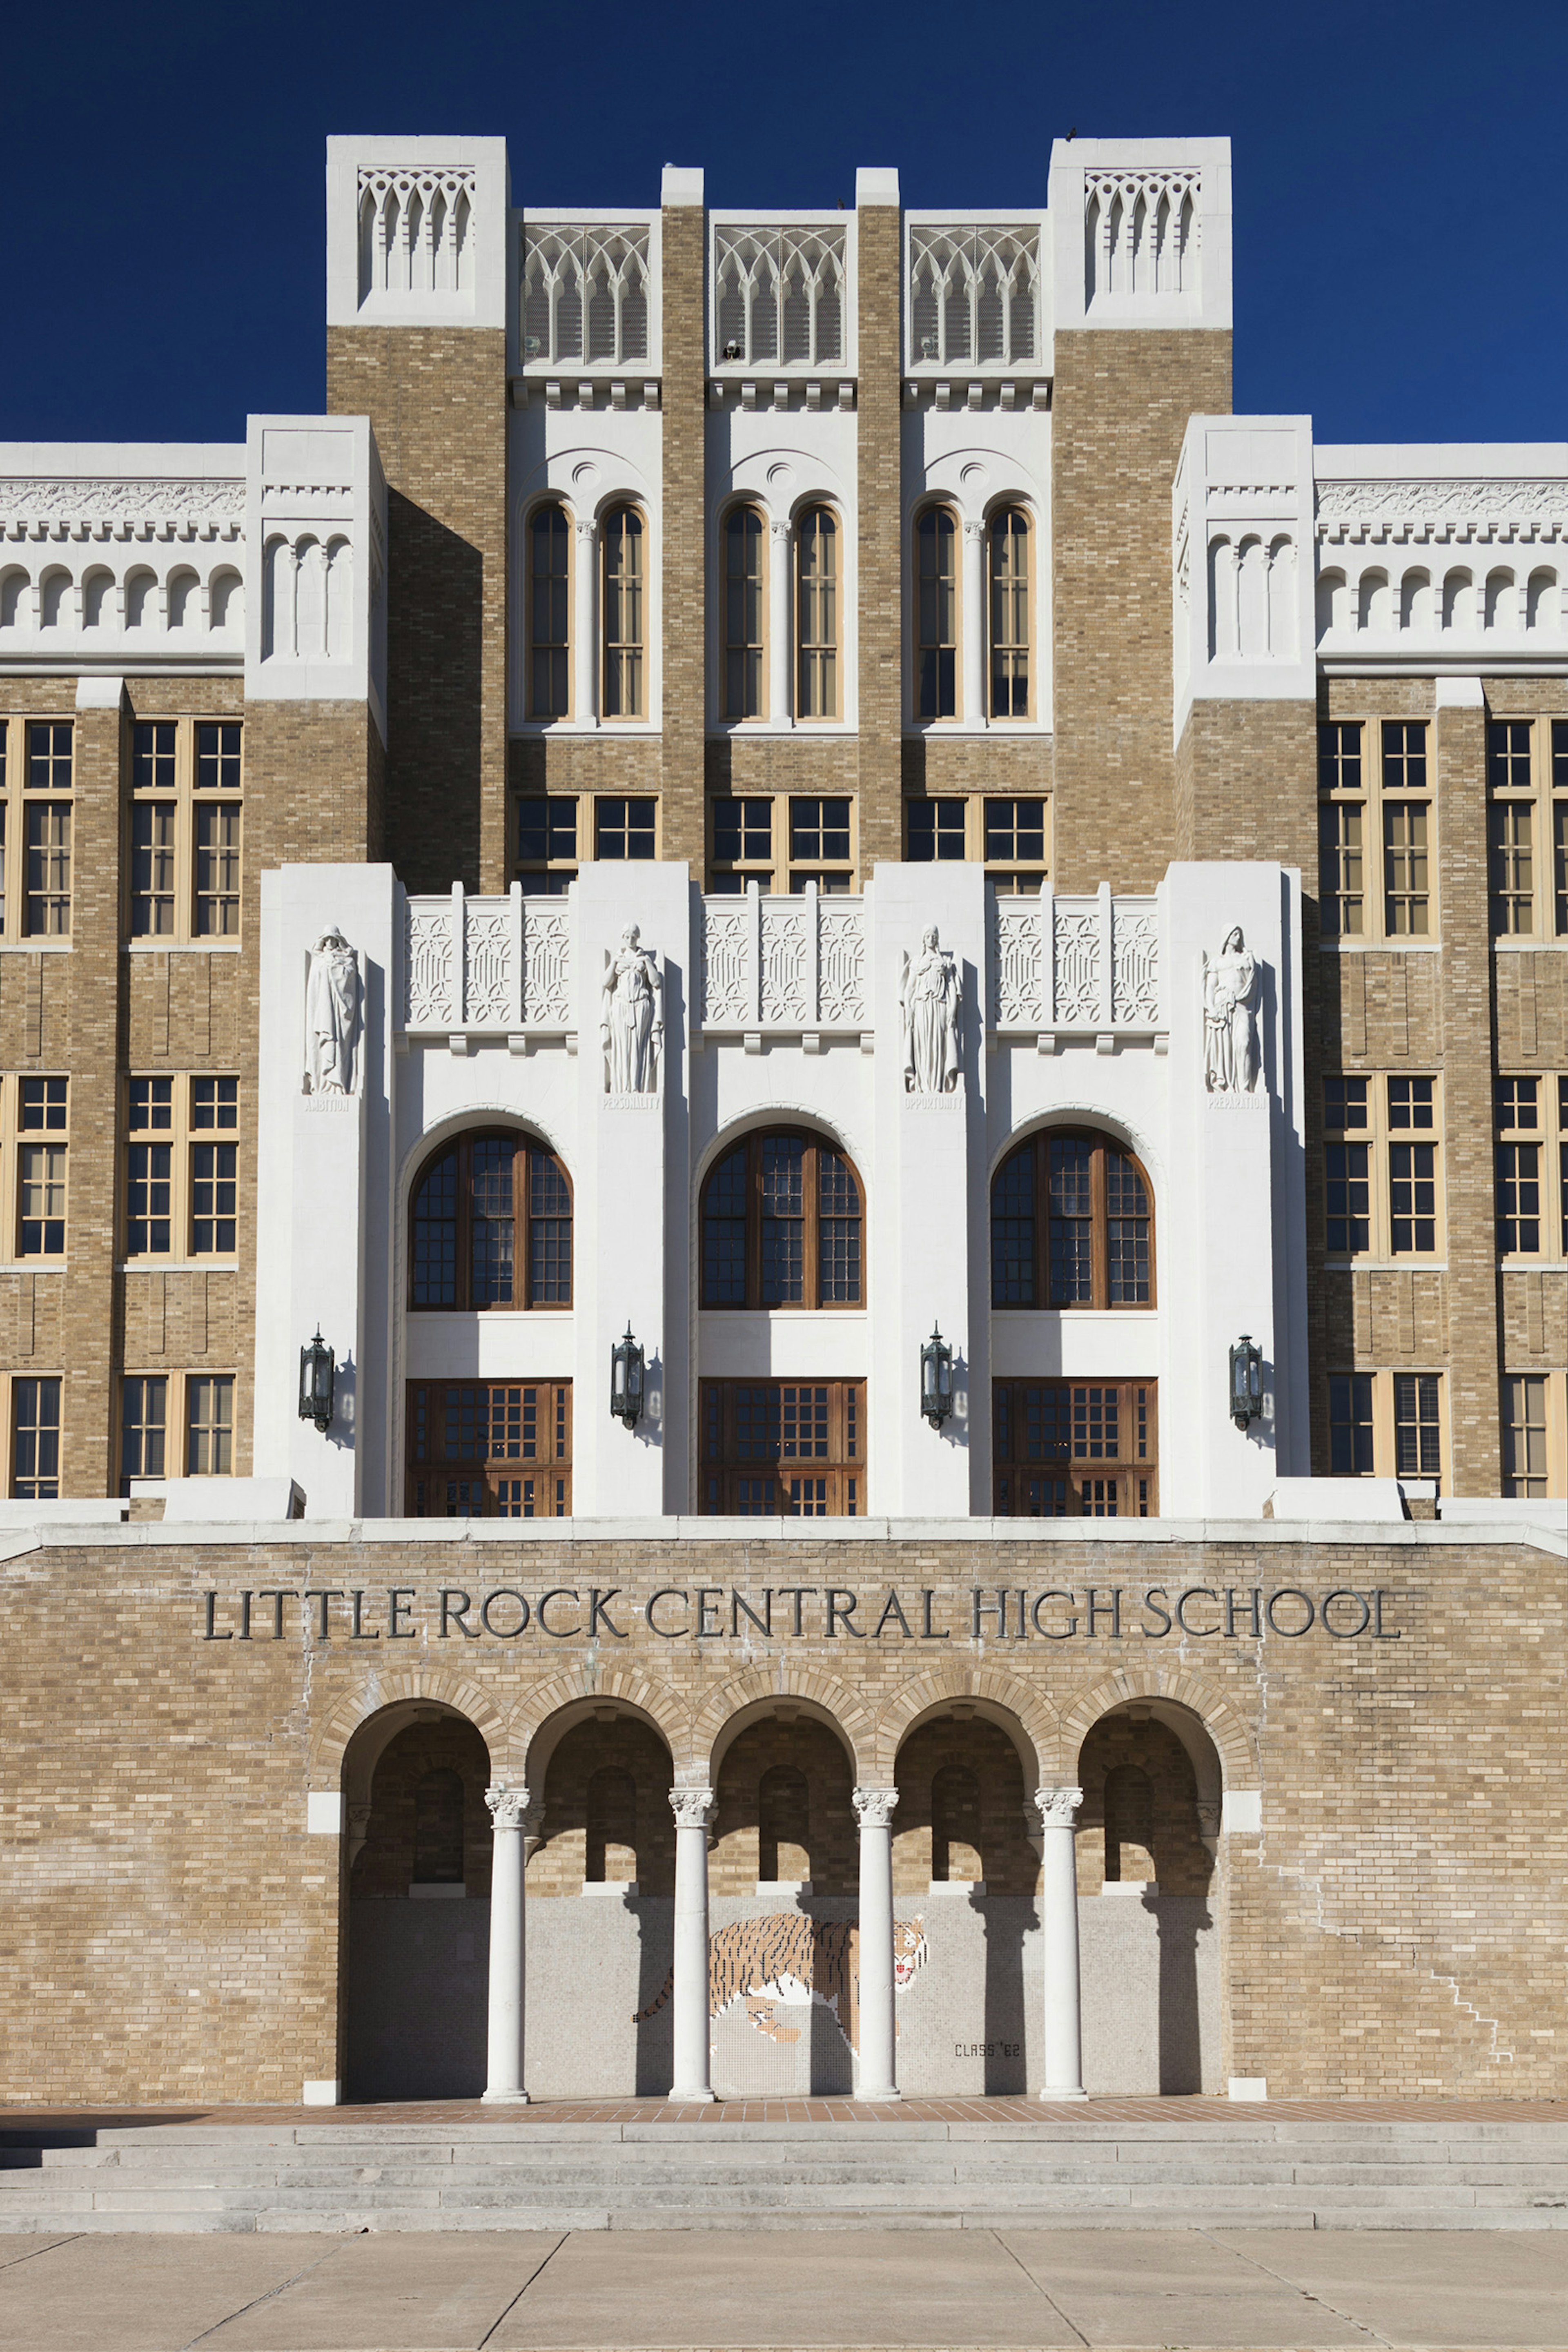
xmin=3 ymin=0 xmax=1563 ymax=448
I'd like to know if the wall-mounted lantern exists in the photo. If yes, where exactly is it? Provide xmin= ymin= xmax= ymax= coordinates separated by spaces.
xmin=920 ymin=1324 xmax=954 ymax=1427
xmin=1229 ymin=1335 xmax=1263 ymax=1430
xmin=298 ymin=1330 xmax=335 ymax=1432
xmin=610 ymin=1325 xmax=646 ymax=1427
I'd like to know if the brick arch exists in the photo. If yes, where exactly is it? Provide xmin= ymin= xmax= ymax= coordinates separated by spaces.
xmin=873 ymin=1664 xmax=1058 ymax=1787
xmin=311 ymin=1673 xmax=511 ymax=1788
xmin=1051 ymin=1667 xmax=1257 ymax=1788
xmin=517 ymin=1667 xmax=688 ymax=1784
xmin=692 ymin=1667 xmax=876 ymax=1786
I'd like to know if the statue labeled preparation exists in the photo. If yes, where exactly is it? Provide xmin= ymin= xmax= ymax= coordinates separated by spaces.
xmin=601 ymin=924 xmax=664 ymax=1094
xmin=900 ymin=926 xmax=962 ymax=1094
xmin=1203 ymin=925 xmax=1261 ymax=1094
xmin=304 ymin=928 xmax=362 ymax=1096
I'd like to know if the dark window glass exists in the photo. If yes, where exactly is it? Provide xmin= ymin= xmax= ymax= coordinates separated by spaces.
xmin=1393 ymin=1373 xmax=1441 ymax=1479
xmin=915 ymin=508 xmax=957 ymax=719
xmin=702 ymin=1143 xmax=748 ymax=1305
xmin=907 ymin=801 xmax=966 ymax=862
xmin=789 ymin=797 xmax=851 ymax=863
xmin=1487 ymin=718 xmax=1533 ymax=792
xmin=700 ymin=1129 xmax=863 ymax=1310
xmin=132 ymin=721 xmax=176 ymax=791
xmin=412 ymin=1149 xmax=459 ymax=1307
xmin=410 ymin=1135 xmax=572 ymax=1311
xmin=195 ymin=722 xmax=242 ymax=791
xmin=529 ymin=506 xmax=570 ymax=718
xmin=120 ymin=1375 xmax=167 ymax=1489
xmin=1317 ymin=720 xmax=1362 ymax=793
xmin=713 ymin=797 xmax=772 ymax=864
xmin=984 ymin=799 xmax=1046 ymax=866
xmin=12 ymin=1376 xmax=61 ymax=1498
xmin=1328 ymin=1373 xmax=1374 ymax=1474
xmin=991 ymin=1130 xmax=1154 ymax=1310
xmin=1382 ymin=719 xmax=1428 ymax=791
xmin=595 ymin=797 xmax=656 ymax=860
xmin=517 ymin=796 xmax=577 ymax=866
xmin=1326 ymin=1142 xmax=1370 ymax=1254
xmin=27 ymin=721 xmax=72 ymax=790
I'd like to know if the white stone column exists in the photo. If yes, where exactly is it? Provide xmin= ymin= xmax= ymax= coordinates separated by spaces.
xmin=962 ymin=518 xmax=987 ymax=725
xmin=853 ymin=1786 xmax=900 ymax=2102
xmin=574 ymin=517 xmax=599 ymax=726
xmin=1036 ymin=1786 xmax=1087 ymax=2100
xmin=670 ymin=1787 xmax=716 ymax=2101
xmin=768 ymin=517 xmax=793 ymax=726
xmin=482 ymin=1782 xmax=530 ymax=2104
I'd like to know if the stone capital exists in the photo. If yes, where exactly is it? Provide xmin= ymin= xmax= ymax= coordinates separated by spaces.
xmin=1035 ymin=1785 xmax=1083 ymax=1829
xmin=485 ymin=1782 xmax=532 ymax=1831
xmin=669 ymin=1786 xmax=716 ymax=1830
xmin=853 ymin=1786 xmax=900 ymax=1830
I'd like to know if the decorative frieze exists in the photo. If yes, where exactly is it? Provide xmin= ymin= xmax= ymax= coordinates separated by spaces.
xmin=989 ymin=888 xmax=1163 ymax=1038
xmin=401 ymin=884 xmax=575 ymax=1037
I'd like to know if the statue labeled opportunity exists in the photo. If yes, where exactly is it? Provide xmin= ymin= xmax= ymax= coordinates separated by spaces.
xmin=601 ymin=924 xmax=664 ymax=1094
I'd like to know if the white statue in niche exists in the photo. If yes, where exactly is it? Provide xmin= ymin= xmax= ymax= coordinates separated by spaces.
xmin=601 ymin=924 xmax=664 ymax=1094
xmin=304 ymin=928 xmax=362 ymax=1096
xmin=1203 ymin=925 xmax=1262 ymax=1094
xmin=900 ymin=926 xmax=962 ymax=1094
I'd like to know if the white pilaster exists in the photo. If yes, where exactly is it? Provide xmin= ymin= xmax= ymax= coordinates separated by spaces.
xmin=670 ymin=1787 xmax=716 ymax=2101
xmin=1036 ymin=1786 xmax=1087 ymax=2100
xmin=768 ymin=518 xmax=793 ymax=726
xmin=574 ymin=517 xmax=599 ymax=726
xmin=962 ymin=518 xmax=986 ymax=724
xmin=853 ymin=1786 xmax=900 ymax=2101
xmin=483 ymin=1782 xmax=530 ymax=2103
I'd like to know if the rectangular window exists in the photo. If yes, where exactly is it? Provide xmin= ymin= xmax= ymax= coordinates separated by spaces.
xmin=915 ymin=508 xmax=958 ymax=719
xmin=1318 ymin=800 xmax=1364 ymax=937
xmin=723 ymin=507 xmax=766 ymax=720
xmin=1323 ymin=1074 xmax=1442 ymax=1258
xmin=1490 ymin=801 xmax=1534 ymax=935
xmin=515 ymin=795 xmax=578 ymax=892
xmin=407 ymin=1380 xmax=572 ymax=1517
xmin=595 ymin=797 xmax=656 ymax=861
xmin=25 ymin=801 xmax=72 ymax=936
xmin=131 ymin=802 xmax=177 ymax=935
xmin=128 ymin=718 xmax=243 ymax=944
xmin=988 ymin=510 xmax=1029 ymax=718
xmin=788 ymin=795 xmax=855 ymax=892
xmin=1496 ymin=1075 xmax=1542 ymax=1255
xmin=1555 ymin=720 xmax=1568 ymax=936
xmin=1328 ymin=1372 xmax=1374 ymax=1474
xmin=120 ymin=1375 xmax=167 ymax=1489
xmin=1382 ymin=799 xmax=1429 ymax=935
xmin=1328 ymin=1368 xmax=1446 ymax=1483
xmin=906 ymin=801 xmax=966 ymax=862
xmin=1392 ymin=1372 xmax=1441 ymax=1479
xmin=699 ymin=1378 xmax=864 ymax=1517
xmin=992 ymin=1378 xmax=1157 ymax=1518
xmin=795 ymin=507 xmax=838 ymax=721
xmin=528 ymin=506 xmax=571 ymax=719
xmin=191 ymin=1142 xmax=237 ymax=1255
xmin=187 ymin=1375 xmax=234 ymax=1475
xmin=194 ymin=803 xmax=241 ymax=936
xmin=1503 ymin=1374 xmax=1548 ymax=1498
xmin=983 ymin=799 xmax=1047 ymax=892
xmin=709 ymin=795 xmax=775 ymax=892
xmin=122 ymin=1077 xmax=238 ymax=1262
xmin=12 ymin=1376 xmax=61 ymax=1499
xmin=1323 ymin=1077 xmax=1370 ymax=1256
xmin=18 ymin=1103 xmax=67 ymax=1252
xmin=601 ymin=508 xmax=644 ymax=720
xmin=1319 ymin=719 xmax=1435 ymax=943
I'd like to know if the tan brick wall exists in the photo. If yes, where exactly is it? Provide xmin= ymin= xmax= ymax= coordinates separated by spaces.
xmin=902 ymin=737 xmax=1053 ymax=804
xmin=658 ymin=203 xmax=706 ymax=874
xmin=1051 ymin=329 xmax=1231 ymax=893
xmin=2 ymin=1528 xmax=1564 ymax=2104
xmin=1173 ymin=699 xmax=1317 ymax=869
xmin=326 ymin=326 xmax=507 ymax=892
xmin=855 ymin=200 xmax=903 ymax=871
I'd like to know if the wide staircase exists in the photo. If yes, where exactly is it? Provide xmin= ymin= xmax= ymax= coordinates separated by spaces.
xmin=4 ymin=2113 xmax=1568 ymax=2232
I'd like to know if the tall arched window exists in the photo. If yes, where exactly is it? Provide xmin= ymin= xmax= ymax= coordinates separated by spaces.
xmin=528 ymin=504 xmax=570 ymax=718
xmin=796 ymin=506 xmax=838 ymax=719
xmin=989 ymin=507 xmax=1030 ymax=717
xmin=410 ymin=1131 xmax=572 ymax=1309
xmin=701 ymin=1127 xmax=864 ymax=1307
xmin=915 ymin=506 xmax=958 ymax=718
xmin=601 ymin=506 xmax=644 ymax=718
xmin=722 ymin=506 xmax=766 ymax=718
xmin=991 ymin=1129 xmax=1154 ymax=1308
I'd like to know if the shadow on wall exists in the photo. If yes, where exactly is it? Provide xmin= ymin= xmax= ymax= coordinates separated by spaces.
xmin=388 ymin=490 xmax=484 ymax=894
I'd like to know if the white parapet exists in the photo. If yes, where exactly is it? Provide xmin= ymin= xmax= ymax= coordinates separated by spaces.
xmin=1048 ymin=136 xmax=1232 ymax=349
xmin=989 ymin=886 xmax=1162 ymax=1044
xmin=243 ymin=415 xmax=387 ymax=735
xmin=401 ymin=882 xmax=574 ymax=1039
xmin=326 ymin=135 xmax=510 ymax=331
xmin=698 ymin=882 xmax=869 ymax=1039
xmin=1174 ymin=415 xmax=1318 ymax=738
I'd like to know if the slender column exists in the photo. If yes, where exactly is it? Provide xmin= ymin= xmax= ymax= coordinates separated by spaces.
xmin=574 ymin=517 xmax=599 ymax=726
xmin=670 ymin=1787 xmax=717 ymax=2101
xmin=483 ymin=1782 xmax=530 ymax=2103
xmin=962 ymin=518 xmax=987 ymax=726
xmin=1036 ymin=1786 xmax=1087 ymax=2099
xmin=853 ymin=1786 xmax=900 ymax=2102
xmin=768 ymin=518 xmax=793 ymax=726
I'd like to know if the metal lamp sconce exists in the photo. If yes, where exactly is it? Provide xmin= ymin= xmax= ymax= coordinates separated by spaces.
xmin=920 ymin=1324 xmax=954 ymax=1427
xmin=1229 ymin=1335 xmax=1263 ymax=1430
xmin=298 ymin=1329 xmax=336 ymax=1432
xmin=610 ymin=1325 xmax=646 ymax=1427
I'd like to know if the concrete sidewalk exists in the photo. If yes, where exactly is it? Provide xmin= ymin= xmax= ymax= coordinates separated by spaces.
xmin=2 ymin=2224 xmax=1566 ymax=2350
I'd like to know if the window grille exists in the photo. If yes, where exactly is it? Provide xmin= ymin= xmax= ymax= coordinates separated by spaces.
xmin=521 ymin=225 xmax=649 ymax=365
xmin=907 ymin=226 xmax=1039 ymax=367
xmin=713 ymin=226 xmax=844 ymax=367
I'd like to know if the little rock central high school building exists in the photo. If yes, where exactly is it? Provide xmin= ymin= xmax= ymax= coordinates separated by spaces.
xmin=0 ymin=136 xmax=1564 ymax=2116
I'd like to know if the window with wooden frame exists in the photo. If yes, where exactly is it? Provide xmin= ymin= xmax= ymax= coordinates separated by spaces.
xmin=787 ymin=795 xmax=854 ymax=892
xmin=515 ymin=795 xmax=578 ymax=893
xmin=1495 ymin=1075 xmax=1568 ymax=1258
xmin=708 ymin=795 xmax=774 ymax=893
xmin=699 ymin=1379 xmax=864 ymax=1516
xmin=722 ymin=505 xmax=766 ymax=719
xmin=1317 ymin=719 xmax=1435 ymax=941
xmin=123 ymin=1075 xmax=239 ymax=1263
xmin=914 ymin=506 xmax=958 ymax=719
xmin=128 ymin=718 xmax=243 ymax=942
xmin=1327 ymin=1369 xmax=1445 ymax=1484
xmin=701 ymin=1128 xmax=863 ymax=1310
xmin=407 ymin=1380 xmax=572 ymax=1517
xmin=1488 ymin=717 xmax=1568 ymax=938
xmin=988 ymin=507 xmax=1030 ymax=718
xmin=528 ymin=503 xmax=571 ymax=719
xmin=795 ymin=505 xmax=838 ymax=720
xmin=3 ymin=1075 xmax=69 ymax=1259
xmin=409 ymin=1131 xmax=572 ymax=1311
xmin=1323 ymin=1075 xmax=1443 ymax=1261
xmin=593 ymin=796 xmax=657 ymax=860
xmin=905 ymin=796 xmax=1049 ymax=892
xmin=0 ymin=718 xmax=74 ymax=939
xmin=993 ymin=1379 xmax=1157 ymax=1517
xmin=187 ymin=1374 xmax=235 ymax=1474
xmin=601 ymin=506 xmax=644 ymax=719
xmin=11 ymin=1374 xmax=61 ymax=1498
xmin=1503 ymin=1371 xmax=1565 ymax=1499
xmin=120 ymin=1374 xmax=168 ymax=1491
xmin=991 ymin=1129 xmax=1154 ymax=1309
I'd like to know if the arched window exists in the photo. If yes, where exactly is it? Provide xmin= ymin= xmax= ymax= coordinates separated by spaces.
xmin=758 ymin=1762 xmax=810 ymax=1880
xmin=410 ymin=1131 xmax=572 ymax=1309
xmin=585 ymin=1766 xmax=638 ymax=1883
xmin=601 ymin=506 xmax=644 ymax=718
xmin=701 ymin=1127 xmax=864 ymax=1308
xmin=991 ymin=1129 xmax=1154 ymax=1308
xmin=722 ymin=506 xmax=766 ymax=718
xmin=796 ymin=506 xmax=838 ymax=719
xmin=528 ymin=504 xmax=570 ymax=718
xmin=989 ymin=507 xmax=1030 ymax=717
xmin=915 ymin=507 xmax=957 ymax=718
xmin=931 ymin=1764 xmax=983 ymax=1882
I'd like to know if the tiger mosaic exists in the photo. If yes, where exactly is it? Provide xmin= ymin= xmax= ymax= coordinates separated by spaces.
xmin=631 ymin=1914 xmax=928 ymax=2051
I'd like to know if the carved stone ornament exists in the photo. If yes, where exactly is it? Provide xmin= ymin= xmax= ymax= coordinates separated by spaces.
xmin=0 ymin=477 xmax=244 ymax=529
xmin=601 ymin=924 xmax=664 ymax=1094
xmin=1314 ymin=477 xmax=1568 ymax=528
xmin=900 ymin=926 xmax=962 ymax=1093
xmin=303 ymin=929 xmax=363 ymax=1097
xmin=669 ymin=1786 xmax=716 ymax=1830
xmin=1202 ymin=925 xmax=1262 ymax=1095
xmin=486 ymin=1782 xmax=532 ymax=1831
xmin=1035 ymin=1786 xmax=1084 ymax=1829
xmin=852 ymin=1786 xmax=900 ymax=1829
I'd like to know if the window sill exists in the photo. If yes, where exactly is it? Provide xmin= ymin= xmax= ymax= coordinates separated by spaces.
xmin=1318 ymin=939 xmax=1442 ymax=953
xmin=118 ymin=1260 xmax=239 ymax=1274
xmin=1322 ymin=1258 xmax=1449 ymax=1272
xmin=707 ymin=719 xmax=858 ymax=737
xmin=124 ymin=941 xmax=243 ymax=956
xmin=1500 ymin=1256 xmax=1568 ymax=1271
xmin=1493 ymin=937 xmax=1568 ymax=952
xmin=0 ymin=1260 xmax=68 ymax=1271
xmin=0 ymin=940 xmax=71 ymax=955
xmin=511 ymin=721 xmax=660 ymax=738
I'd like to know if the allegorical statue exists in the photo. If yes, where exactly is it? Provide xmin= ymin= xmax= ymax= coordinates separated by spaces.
xmin=1203 ymin=925 xmax=1261 ymax=1094
xmin=304 ymin=927 xmax=361 ymax=1096
xmin=900 ymin=926 xmax=962 ymax=1094
xmin=601 ymin=924 xmax=664 ymax=1094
